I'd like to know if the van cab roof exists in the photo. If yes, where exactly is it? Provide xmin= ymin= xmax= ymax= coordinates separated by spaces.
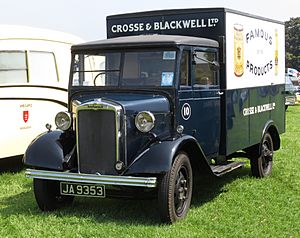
xmin=72 ymin=34 xmax=219 ymax=51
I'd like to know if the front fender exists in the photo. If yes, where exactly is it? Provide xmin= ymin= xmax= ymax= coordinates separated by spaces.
xmin=124 ymin=135 xmax=202 ymax=176
xmin=23 ymin=130 xmax=74 ymax=171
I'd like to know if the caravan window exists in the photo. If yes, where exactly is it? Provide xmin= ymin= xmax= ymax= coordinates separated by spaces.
xmin=0 ymin=51 xmax=28 ymax=84
xmin=29 ymin=51 xmax=58 ymax=83
xmin=0 ymin=51 xmax=59 ymax=84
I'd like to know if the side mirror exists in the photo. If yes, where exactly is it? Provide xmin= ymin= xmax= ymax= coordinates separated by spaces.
xmin=192 ymin=52 xmax=220 ymax=71
xmin=210 ymin=61 xmax=220 ymax=71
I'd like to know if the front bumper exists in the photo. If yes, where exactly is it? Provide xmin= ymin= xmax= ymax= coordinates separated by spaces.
xmin=25 ymin=169 xmax=157 ymax=188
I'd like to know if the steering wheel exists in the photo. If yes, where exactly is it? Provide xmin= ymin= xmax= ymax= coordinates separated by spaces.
xmin=93 ymin=72 xmax=105 ymax=86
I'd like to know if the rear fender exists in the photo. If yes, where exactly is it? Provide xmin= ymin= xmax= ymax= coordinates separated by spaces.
xmin=23 ymin=130 xmax=75 ymax=171
xmin=262 ymin=120 xmax=280 ymax=151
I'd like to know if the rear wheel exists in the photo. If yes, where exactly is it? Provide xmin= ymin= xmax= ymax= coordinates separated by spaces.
xmin=33 ymin=179 xmax=74 ymax=211
xmin=250 ymin=132 xmax=273 ymax=178
xmin=158 ymin=152 xmax=193 ymax=223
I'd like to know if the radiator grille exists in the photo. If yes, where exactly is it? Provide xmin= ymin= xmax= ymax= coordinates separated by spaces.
xmin=77 ymin=109 xmax=117 ymax=175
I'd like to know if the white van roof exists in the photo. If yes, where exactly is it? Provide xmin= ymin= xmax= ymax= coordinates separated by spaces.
xmin=0 ymin=25 xmax=83 ymax=44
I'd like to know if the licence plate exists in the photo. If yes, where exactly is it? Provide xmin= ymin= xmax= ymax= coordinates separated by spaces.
xmin=60 ymin=182 xmax=105 ymax=198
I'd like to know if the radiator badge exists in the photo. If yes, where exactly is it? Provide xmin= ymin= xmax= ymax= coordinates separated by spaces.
xmin=87 ymin=104 xmax=105 ymax=108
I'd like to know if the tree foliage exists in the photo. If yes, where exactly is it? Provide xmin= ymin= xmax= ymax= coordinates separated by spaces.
xmin=285 ymin=17 xmax=300 ymax=70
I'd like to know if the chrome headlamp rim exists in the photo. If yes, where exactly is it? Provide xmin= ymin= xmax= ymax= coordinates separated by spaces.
xmin=135 ymin=111 xmax=155 ymax=133
xmin=55 ymin=111 xmax=72 ymax=131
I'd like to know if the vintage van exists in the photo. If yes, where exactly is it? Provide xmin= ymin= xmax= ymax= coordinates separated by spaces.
xmin=24 ymin=8 xmax=285 ymax=223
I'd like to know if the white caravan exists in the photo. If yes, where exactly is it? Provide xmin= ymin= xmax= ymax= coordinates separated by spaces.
xmin=0 ymin=25 xmax=82 ymax=159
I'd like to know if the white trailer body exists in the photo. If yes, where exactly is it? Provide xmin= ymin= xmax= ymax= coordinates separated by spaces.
xmin=0 ymin=25 xmax=82 ymax=159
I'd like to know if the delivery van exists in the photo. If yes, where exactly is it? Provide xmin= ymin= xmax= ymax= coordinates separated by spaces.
xmin=24 ymin=8 xmax=285 ymax=223
xmin=0 ymin=25 xmax=82 ymax=159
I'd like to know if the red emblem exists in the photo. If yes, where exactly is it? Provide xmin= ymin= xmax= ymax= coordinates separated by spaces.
xmin=23 ymin=110 xmax=29 ymax=123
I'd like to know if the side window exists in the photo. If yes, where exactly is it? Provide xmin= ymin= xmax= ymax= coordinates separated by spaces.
xmin=179 ymin=50 xmax=190 ymax=88
xmin=193 ymin=51 xmax=218 ymax=88
xmin=0 ymin=51 xmax=28 ymax=84
xmin=29 ymin=51 xmax=58 ymax=84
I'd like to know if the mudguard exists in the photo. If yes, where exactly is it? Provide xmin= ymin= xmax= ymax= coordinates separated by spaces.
xmin=124 ymin=135 xmax=207 ymax=175
xmin=23 ymin=130 xmax=74 ymax=171
xmin=262 ymin=120 xmax=280 ymax=150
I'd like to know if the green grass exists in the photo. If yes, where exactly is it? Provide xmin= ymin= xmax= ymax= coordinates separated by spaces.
xmin=1 ymin=106 xmax=300 ymax=238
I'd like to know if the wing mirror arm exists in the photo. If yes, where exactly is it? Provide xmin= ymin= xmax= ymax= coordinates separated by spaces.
xmin=192 ymin=52 xmax=220 ymax=71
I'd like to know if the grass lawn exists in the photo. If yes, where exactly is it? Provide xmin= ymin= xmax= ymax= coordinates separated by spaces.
xmin=0 ymin=106 xmax=299 ymax=238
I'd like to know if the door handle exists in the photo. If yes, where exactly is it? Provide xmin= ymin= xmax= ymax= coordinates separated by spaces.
xmin=216 ymin=91 xmax=224 ymax=96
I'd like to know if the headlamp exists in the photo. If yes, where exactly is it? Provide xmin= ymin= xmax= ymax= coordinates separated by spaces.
xmin=135 ymin=111 xmax=155 ymax=133
xmin=55 ymin=111 xmax=72 ymax=131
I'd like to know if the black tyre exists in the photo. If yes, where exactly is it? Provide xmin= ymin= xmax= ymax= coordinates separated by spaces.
xmin=250 ymin=132 xmax=274 ymax=178
xmin=33 ymin=179 xmax=74 ymax=211
xmin=158 ymin=152 xmax=193 ymax=223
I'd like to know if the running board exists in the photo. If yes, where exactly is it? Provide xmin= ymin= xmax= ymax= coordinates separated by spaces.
xmin=210 ymin=161 xmax=245 ymax=176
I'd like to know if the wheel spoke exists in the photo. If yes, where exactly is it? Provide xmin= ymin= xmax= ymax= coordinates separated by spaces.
xmin=174 ymin=167 xmax=189 ymax=214
xmin=260 ymin=136 xmax=274 ymax=174
xmin=262 ymin=144 xmax=273 ymax=158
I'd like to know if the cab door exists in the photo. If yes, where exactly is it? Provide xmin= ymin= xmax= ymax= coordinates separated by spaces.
xmin=178 ymin=48 xmax=221 ymax=157
xmin=192 ymin=48 xmax=221 ymax=157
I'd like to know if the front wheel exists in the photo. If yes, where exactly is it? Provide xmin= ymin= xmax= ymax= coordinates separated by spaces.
xmin=250 ymin=132 xmax=274 ymax=178
xmin=158 ymin=152 xmax=193 ymax=223
xmin=33 ymin=179 xmax=74 ymax=211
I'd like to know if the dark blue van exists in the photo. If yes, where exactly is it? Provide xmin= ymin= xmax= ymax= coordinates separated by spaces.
xmin=24 ymin=8 xmax=285 ymax=223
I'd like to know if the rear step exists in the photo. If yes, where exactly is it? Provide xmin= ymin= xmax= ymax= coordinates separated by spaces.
xmin=210 ymin=161 xmax=245 ymax=176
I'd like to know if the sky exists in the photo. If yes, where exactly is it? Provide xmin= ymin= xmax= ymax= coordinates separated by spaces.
xmin=0 ymin=0 xmax=299 ymax=41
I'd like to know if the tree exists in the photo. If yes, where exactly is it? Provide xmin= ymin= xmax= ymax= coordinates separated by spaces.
xmin=285 ymin=17 xmax=300 ymax=70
